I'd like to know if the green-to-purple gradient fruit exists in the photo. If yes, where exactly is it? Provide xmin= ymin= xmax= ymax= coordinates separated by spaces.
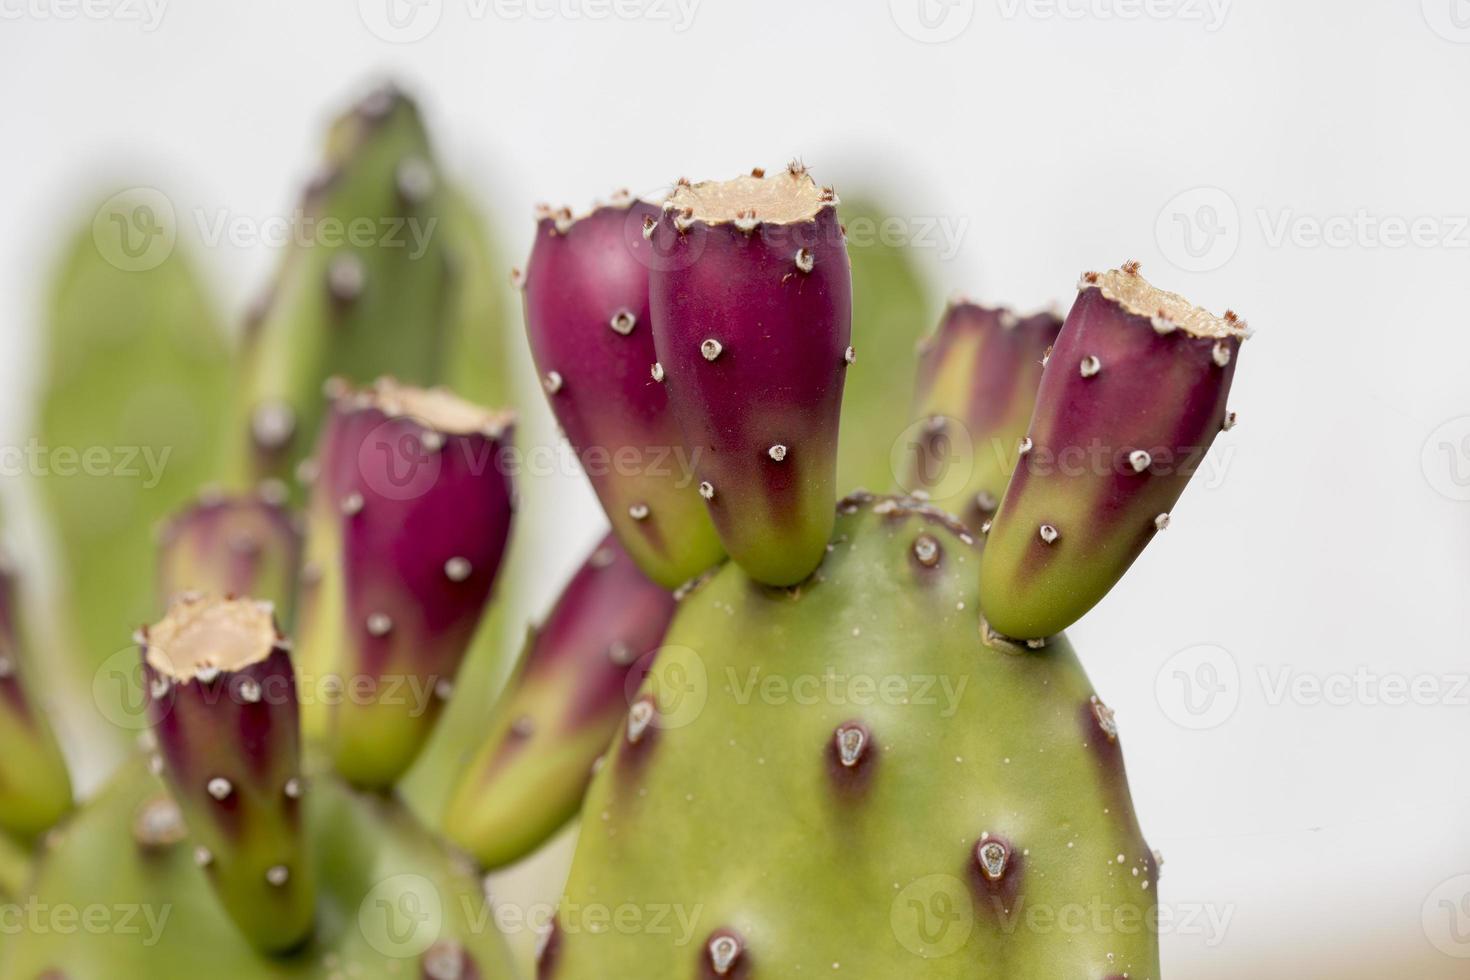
xmin=230 ymin=84 xmax=456 ymax=490
xmin=156 ymin=488 xmax=304 ymax=615
xmin=523 ymin=197 xmax=725 ymax=589
xmin=979 ymin=263 xmax=1249 ymax=641
xmin=294 ymin=378 xmax=516 ymax=789
xmin=443 ymin=531 xmax=678 ymax=869
xmin=0 ymin=556 xmax=73 ymax=844
xmin=139 ymin=594 xmax=314 ymax=953
xmin=649 ymin=165 xmax=853 ymax=587
xmin=0 ymin=755 xmax=517 ymax=979
xmin=905 ymin=301 xmax=1061 ymax=529
xmin=547 ymin=494 xmax=1158 ymax=978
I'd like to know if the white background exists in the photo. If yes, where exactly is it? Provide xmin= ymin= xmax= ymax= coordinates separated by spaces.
xmin=3 ymin=0 xmax=1470 ymax=975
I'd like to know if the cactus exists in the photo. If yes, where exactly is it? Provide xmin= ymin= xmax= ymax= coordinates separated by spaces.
xmin=978 ymin=263 xmax=1248 ymax=641
xmin=37 ymin=193 xmax=231 ymax=726
xmin=547 ymin=494 xmax=1158 ymax=978
xmin=834 ymin=196 xmax=933 ymax=495
xmin=230 ymin=84 xmax=455 ymax=489
xmin=138 ymin=593 xmax=314 ymax=953
xmin=0 ymin=554 xmax=73 ymax=845
xmin=156 ymin=488 xmax=304 ymax=614
xmin=1 ymin=755 xmax=517 ymax=978
xmin=906 ymin=301 xmax=1061 ymax=529
xmin=523 ymin=197 xmax=724 ymax=589
xmin=443 ymin=531 xmax=677 ymax=869
xmin=649 ymin=164 xmax=853 ymax=586
xmin=294 ymin=378 xmax=516 ymax=789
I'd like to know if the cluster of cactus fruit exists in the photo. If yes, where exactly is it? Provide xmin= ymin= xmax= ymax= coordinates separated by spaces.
xmin=0 ymin=81 xmax=1249 ymax=979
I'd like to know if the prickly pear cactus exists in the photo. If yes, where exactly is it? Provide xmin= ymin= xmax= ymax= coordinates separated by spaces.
xmin=548 ymin=494 xmax=1158 ymax=978
xmin=37 ymin=194 xmax=231 ymax=718
xmin=0 ymin=756 xmax=516 ymax=979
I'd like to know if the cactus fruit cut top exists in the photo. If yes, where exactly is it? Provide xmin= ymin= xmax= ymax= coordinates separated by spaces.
xmin=979 ymin=262 xmax=1248 ymax=640
xmin=649 ymin=165 xmax=853 ymax=587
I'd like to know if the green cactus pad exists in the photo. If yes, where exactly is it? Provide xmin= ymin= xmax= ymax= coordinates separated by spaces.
xmin=0 ymin=756 xmax=516 ymax=979
xmin=835 ymin=197 xmax=932 ymax=496
xmin=549 ymin=494 xmax=1158 ymax=978
xmin=38 ymin=194 xmax=231 ymax=730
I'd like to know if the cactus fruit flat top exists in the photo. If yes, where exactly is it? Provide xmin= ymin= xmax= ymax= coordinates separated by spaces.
xmin=549 ymin=493 xmax=1158 ymax=979
xmin=143 ymin=592 xmax=279 ymax=679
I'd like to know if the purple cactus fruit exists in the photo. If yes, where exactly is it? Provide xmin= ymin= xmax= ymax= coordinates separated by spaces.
xmin=523 ymin=198 xmax=724 ymax=589
xmin=907 ymin=301 xmax=1062 ymax=529
xmin=138 ymin=593 xmax=313 ymax=953
xmin=443 ymin=531 xmax=677 ymax=868
xmin=308 ymin=378 xmax=516 ymax=789
xmin=979 ymin=262 xmax=1249 ymax=640
xmin=0 ymin=555 xmax=73 ymax=843
xmin=156 ymin=486 xmax=303 ymax=614
xmin=649 ymin=164 xmax=853 ymax=586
